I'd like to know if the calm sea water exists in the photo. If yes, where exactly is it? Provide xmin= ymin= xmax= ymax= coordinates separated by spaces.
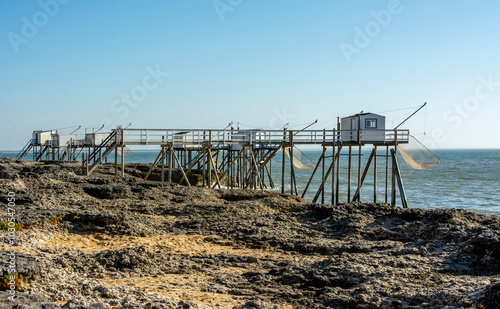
xmin=2 ymin=149 xmax=499 ymax=215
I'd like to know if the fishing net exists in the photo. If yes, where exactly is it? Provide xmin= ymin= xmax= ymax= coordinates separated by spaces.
xmin=285 ymin=147 xmax=315 ymax=169
xmin=397 ymin=135 xmax=440 ymax=170
xmin=117 ymin=146 xmax=134 ymax=157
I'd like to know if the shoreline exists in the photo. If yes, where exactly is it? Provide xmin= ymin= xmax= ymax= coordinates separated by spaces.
xmin=0 ymin=158 xmax=499 ymax=308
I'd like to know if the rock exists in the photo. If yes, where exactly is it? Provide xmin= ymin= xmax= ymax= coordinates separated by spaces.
xmin=1 ymin=160 xmax=499 ymax=309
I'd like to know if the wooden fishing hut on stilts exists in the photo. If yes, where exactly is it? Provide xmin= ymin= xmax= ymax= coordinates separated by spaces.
xmin=19 ymin=111 xmax=434 ymax=207
xmin=99 ymin=113 xmax=411 ymax=207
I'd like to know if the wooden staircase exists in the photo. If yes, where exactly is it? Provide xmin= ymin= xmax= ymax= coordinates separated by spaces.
xmin=85 ymin=131 xmax=118 ymax=176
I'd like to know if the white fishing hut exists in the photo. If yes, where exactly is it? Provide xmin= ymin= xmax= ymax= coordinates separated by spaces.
xmin=85 ymin=132 xmax=113 ymax=147
xmin=173 ymin=131 xmax=198 ymax=148
xmin=51 ymin=133 xmax=77 ymax=147
xmin=32 ymin=130 xmax=56 ymax=146
xmin=340 ymin=112 xmax=386 ymax=143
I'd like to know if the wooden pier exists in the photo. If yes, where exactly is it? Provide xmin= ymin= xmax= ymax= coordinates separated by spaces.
xmin=17 ymin=115 xmax=414 ymax=207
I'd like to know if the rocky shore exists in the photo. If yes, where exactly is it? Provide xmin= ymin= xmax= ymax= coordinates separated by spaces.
xmin=0 ymin=158 xmax=499 ymax=308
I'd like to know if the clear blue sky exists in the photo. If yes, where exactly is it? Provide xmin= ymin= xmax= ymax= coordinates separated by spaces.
xmin=1 ymin=0 xmax=500 ymax=150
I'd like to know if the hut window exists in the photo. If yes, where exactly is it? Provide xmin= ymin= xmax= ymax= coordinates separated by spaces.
xmin=366 ymin=119 xmax=377 ymax=129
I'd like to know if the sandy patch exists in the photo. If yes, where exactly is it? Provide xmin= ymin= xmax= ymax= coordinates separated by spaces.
xmin=42 ymin=233 xmax=318 ymax=264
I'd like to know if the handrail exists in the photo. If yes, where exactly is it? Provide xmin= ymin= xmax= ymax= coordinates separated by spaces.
xmin=117 ymin=128 xmax=409 ymax=146
xmin=88 ymin=131 xmax=117 ymax=163
xmin=16 ymin=139 xmax=35 ymax=159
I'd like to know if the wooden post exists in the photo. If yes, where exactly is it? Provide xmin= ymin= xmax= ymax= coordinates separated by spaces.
xmin=172 ymin=149 xmax=191 ymax=187
xmin=208 ymin=149 xmax=222 ymax=189
xmin=202 ymin=147 xmax=206 ymax=187
xmin=145 ymin=148 xmax=163 ymax=181
xmin=120 ymin=130 xmax=125 ymax=178
xmin=391 ymin=146 xmax=396 ymax=206
xmin=248 ymin=148 xmax=264 ymax=190
xmin=374 ymin=146 xmax=377 ymax=203
xmin=289 ymin=131 xmax=298 ymax=195
xmin=336 ymin=145 xmax=340 ymax=205
xmin=281 ymin=144 xmax=285 ymax=194
xmin=358 ymin=144 xmax=362 ymax=197
xmin=168 ymin=147 xmax=173 ymax=183
xmin=301 ymin=147 xmax=326 ymax=198
xmin=289 ymin=132 xmax=294 ymax=195
xmin=321 ymin=145 xmax=325 ymax=204
xmin=184 ymin=148 xmax=187 ymax=169
xmin=332 ymin=134 xmax=336 ymax=205
xmin=208 ymin=131 xmax=212 ymax=188
xmin=82 ymin=153 xmax=85 ymax=175
xmin=391 ymin=148 xmax=408 ymax=208
xmin=348 ymin=145 xmax=352 ymax=201
xmin=352 ymin=148 xmax=376 ymax=202
xmin=269 ymin=148 xmax=273 ymax=187
xmin=385 ymin=146 xmax=389 ymax=204
xmin=312 ymin=150 xmax=341 ymax=203
xmin=161 ymin=147 xmax=165 ymax=183
xmin=242 ymin=146 xmax=247 ymax=188
xmin=85 ymin=153 xmax=89 ymax=176
xmin=391 ymin=129 xmax=398 ymax=206
xmin=121 ymin=146 xmax=125 ymax=178
xmin=229 ymin=149 xmax=233 ymax=189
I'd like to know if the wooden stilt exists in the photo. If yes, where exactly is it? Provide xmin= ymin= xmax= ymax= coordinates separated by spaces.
xmin=161 ymin=147 xmax=165 ymax=184
xmin=202 ymin=147 xmax=206 ymax=187
xmin=385 ymin=146 xmax=389 ymax=204
xmin=208 ymin=149 xmax=222 ymax=189
xmin=358 ymin=144 xmax=362 ymax=195
xmin=120 ymin=146 xmax=124 ymax=178
xmin=352 ymin=148 xmax=376 ymax=202
xmin=168 ymin=147 xmax=173 ymax=183
xmin=145 ymin=148 xmax=163 ymax=180
xmin=336 ymin=145 xmax=340 ymax=205
xmin=178 ymin=151 xmax=204 ymax=185
xmin=289 ymin=132 xmax=294 ymax=195
xmin=281 ymin=144 xmax=286 ymax=194
xmin=348 ymin=145 xmax=352 ymax=202
xmin=391 ymin=148 xmax=408 ymax=208
xmin=332 ymin=136 xmax=336 ymax=205
xmin=321 ymin=145 xmax=325 ymax=204
xmin=391 ymin=146 xmax=397 ymax=206
xmin=301 ymin=147 xmax=326 ymax=198
xmin=114 ymin=148 xmax=117 ymax=176
xmin=248 ymin=148 xmax=264 ymax=190
xmin=374 ymin=146 xmax=377 ymax=203
xmin=313 ymin=150 xmax=341 ymax=203
xmin=171 ymin=148 xmax=191 ymax=187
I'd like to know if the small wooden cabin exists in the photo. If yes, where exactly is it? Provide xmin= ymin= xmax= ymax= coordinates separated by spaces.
xmin=340 ymin=113 xmax=386 ymax=143
xmin=85 ymin=132 xmax=112 ymax=147
xmin=32 ymin=130 xmax=56 ymax=146
xmin=51 ymin=133 xmax=77 ymax=147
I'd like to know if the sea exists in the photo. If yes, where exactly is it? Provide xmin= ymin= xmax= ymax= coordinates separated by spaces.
xmin=2 ymin=149 xmax=499 ymax=215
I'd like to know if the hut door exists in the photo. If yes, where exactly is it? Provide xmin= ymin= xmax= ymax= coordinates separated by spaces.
xmin=350 ymin=118 xmax=357 ymax=141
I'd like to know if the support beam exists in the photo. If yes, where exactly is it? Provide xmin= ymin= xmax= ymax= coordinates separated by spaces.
xmin=301 ymin=147 xmax=326 ymax=198
xmin=313 ymin=149 xmax=342 ymax=203
xmin=374 ymin=146 xmax=377 ymax=203
xmin=391 ymin=148 xmax=408 ymax=208
xmin=352 ymin=148 xmax=376 ymax=202
xmin=171 ymin=146 xmax=191 ymax=187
